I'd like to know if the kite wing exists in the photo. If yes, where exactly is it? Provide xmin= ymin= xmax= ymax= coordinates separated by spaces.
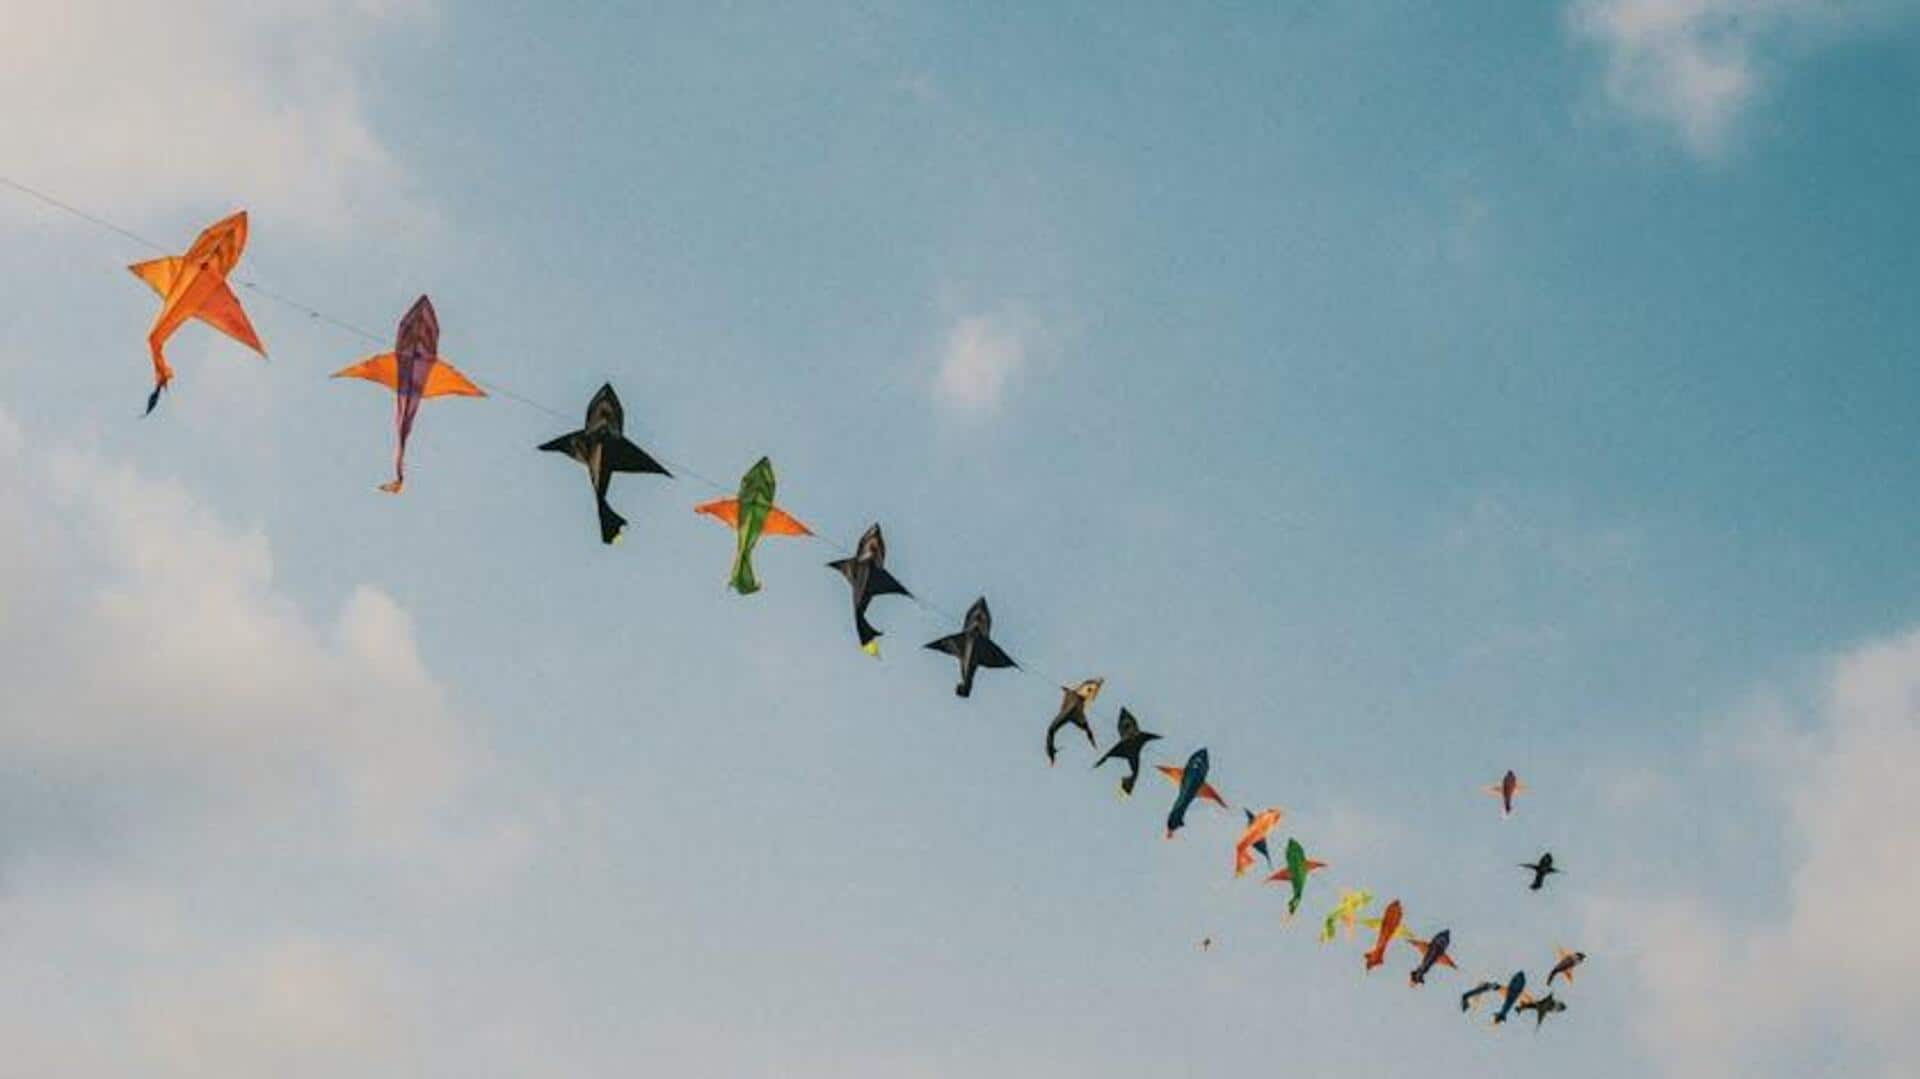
xmin=333 ymin=353 xmax=398 ymax=387
xmin=605 ymin=439 xmax=671 ymax=475
xmin=421 ymin=359 xmax=485 ymax=398
xmin=924 ymin=633 xmax=967 ymax=657
xmin=761 ymin=506 xmax=813 ymax=536
xmin=695 ymin=498 xmax=741 ymax=528
xmin=194 ymin=282 xmax=264 ymax=354
xmin=973 ymin=637 xmax=1017 ymax=669
xmin=867 ymin=565 xmax=910 ymax=598
xmin=128 ymin=256 xmax=183 ymax=296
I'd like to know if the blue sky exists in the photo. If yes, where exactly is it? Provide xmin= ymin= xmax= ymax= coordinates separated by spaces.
xmin=2 ymin=2 xmax=1918 ymax=1076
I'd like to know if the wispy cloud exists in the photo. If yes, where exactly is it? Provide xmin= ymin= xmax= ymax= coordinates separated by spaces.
xmin=1584 ymin=624 xmax=1920 ymax=1077
xmin=0 ymin=0 xmax=436 ymax=238
xmin=1567 ymin=0 xmax=1915 ymax=159
xmin=932 ymin=312 xmax=1028 ymax=416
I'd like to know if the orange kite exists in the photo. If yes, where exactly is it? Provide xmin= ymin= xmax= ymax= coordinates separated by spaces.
xmin=127 ymin=211 xmax=265 ymax=413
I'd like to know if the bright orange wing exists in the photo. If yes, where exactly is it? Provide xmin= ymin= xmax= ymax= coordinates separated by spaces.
xmin=421 ymin=358 xmax=485 ymax=398
xmin=194 ymin=282 xmax=264 ymax=354
xmin=332 ymin=353 xmax=398 ymax=389
xmin=762 ymin=506 xmax=812 ymax=536
xmin=695 ymin=499 xmax=741 ymax=528
xmin=129 ymin=256 xmax=183 ymax=297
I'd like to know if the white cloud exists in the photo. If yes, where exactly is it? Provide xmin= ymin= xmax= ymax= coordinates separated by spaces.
xmin=1586 ymin=625 xmax=1920 ymax=1077
xmin=0 ymin=0 xmax=434 ymax=238
xmin=933 ymin=313 xmax=1027 ymax=416
xmin=1567 ymin=0 xmax=1914 ymax=159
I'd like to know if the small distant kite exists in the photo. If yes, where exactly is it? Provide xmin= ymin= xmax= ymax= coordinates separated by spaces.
xmin=1267 ymin=838 xmax=1325 ymax=916
xmin=1164 ymin=748 xmax=1212 ymax=838
xmin=1233 ymin=808 xmax=1282 ymax=878
xmin=1045 ymin=678 xmax=1103 ymax=765
xmin=1242 ymin=808 xmax=1275 ymax=872
xmin=538 ymin=383 xmax=670 ymax=543
xmin=924 ymin=597 xmax=1017 ymax=697
xmin=1362 ymin=899 xmax=1404 ymax=970
xmin=695 ymin=456 xmax=812 ymax=594
xmin=1521 ymin=851 xmax=1559 ymax=891
xmin=826 ymin=523 xmax=910 ymax=655
xmin=1321 ymin=888 xmax=1373 ymax=944
xmin=1405 ymin=928 xmax=1457 ymax=986
xmin=1516 ymin=992 xmax=1566 ymax=1029
xmin=1547 ymin=948 xmax=1586 ymax=986
xmin=1093 ymin=708 xmax=1160 ymax=795
xmin=331 ymin=295 xmax=484 ymax=493
xmin=1491 ymin=971 xmax=1527 ymax=1026
xmin=1482 ymin=770 xmax=1527 ymax=817
xmin=1460 ymin=980 xmax=1502 ymax=1013
xmin=127 ymin=210 xmax=265 ymax=413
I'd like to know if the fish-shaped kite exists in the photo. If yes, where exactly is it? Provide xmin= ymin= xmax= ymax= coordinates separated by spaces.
xmin=127 ymin=211 xmax=265 ymax=413
xmin=1266 ymin=838 xmax=1326 ymax=916
xmin=331 ymin=296 xmax=485 ymax=493
xmin=1045 ymin=678 xmax=1103 ymax=765
xmin=538 ymin=383 xmax=671 ymax=543
xmin=1164 ymin=748 xmax=1211 ymax=838
xmin=1093 ymin=707 xmax=1160 ymax=795
xmin=1321 ymin=888 xmax=1374 ymax=943
xmin=924 ymin=597 xmax=1017 ymax=697
xmin=1491 ymin=971 xmax=1527 ymax=1026
xmin=695 ymin=456 xmax=812 ymax=594
xmin=1405 ymin=928 xmax=1457 ymax=986
xmin=826 ymin=523 xmax=910 ymax=655
xmin=1362 ymin=899 xmax=1404 ymax=971
xmin=1547 ymin=948 xmax=1586 ymax=986
xmin=1482 ymin=769 xmax=1527 ymax=817
xmin=1233 ymin=808 xmax=1282 ymax=878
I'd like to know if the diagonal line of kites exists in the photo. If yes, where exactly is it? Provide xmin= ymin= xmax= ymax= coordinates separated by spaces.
xmin=0 ymin=176 xmax=1586 ymax=1032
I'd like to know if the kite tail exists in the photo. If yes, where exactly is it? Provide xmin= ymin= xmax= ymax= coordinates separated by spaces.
xmin=730 ymin=551 xmax=760 ymax=595
xmin=856 ymin=609 xmax=882 ymax=653
xmin=144 ymin=340 xmax=172 ymax=415
xmin=597 ymin=497 xmax=627 ymax=545
xmin=1119 ymin=770 xmax=1138 ymax=797
xmin=1411 ymin=970 xmax=1426 ymax=987
xmin=955 ymin=677 xmax=972 ymax=698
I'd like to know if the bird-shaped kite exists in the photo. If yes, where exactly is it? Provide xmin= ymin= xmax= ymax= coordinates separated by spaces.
xmin=127 ymin=210 xmax=265 ymax=414
xmin=1242 ymin=808 xmax=1275 ymax=872
xmin=1045 ymin=678 xmax=1103 ymax=765
xmin=1362 ymin=899 xmax=1406 ymax=971
xmin=1321 ymin=888 xmax=1374 ymax=943
xmin=826 ymin=523 xmax=910 ymax=655
xmin=1521 ymin=851 xmax=1559 ymax=891
xmin=538 ymin=383 xmax=670 ymax=543
xmin=1093 ymin=708 xmax=1160 ymax=795
xmin=695 ymin=456 xmax=811 ymax=594
xmin=331 ymin=295 xmax=484 ymax=493
xmin=1491 ymin=971 xmax=1527 ymax=1026
xmin=924 ymin=597 xmax=1017 ymax=697
xmin=1547 ymin=948 xmax=1586 ymax=986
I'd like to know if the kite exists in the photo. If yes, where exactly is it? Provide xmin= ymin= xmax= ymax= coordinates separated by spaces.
xmin=1482 ymin=769 xmax=1526 ymax=817
xmin=1362 ymin=899 xmax=1404 ymax=971
xmin=1233 ymin=808 xmax=1282 ymax=878
xmin=694 ymin=456 xmax=812 ymax=594
xmin=923 ymin=597 xmax=1017 ymax=697
xmin=1156 ymin=764 xmax=1227 ymax=810
xmin=1242 ymin=808 xmax=1275 ymax=872
xmin=331 ymin=295 xmax=485 ymax=493
xmin=537 ymin=383 xmax=670 ymax=543
xmin=1491 ymin=971 xmax=1527 ymax=1026
xmin=1045 ymin=678 xmax=1103 ymax=765
xmin=1321 ymin=888 xmax=1374 ymax=943
xmin=1266 ymin=838 xmax=1325 ymax=916
xmin=1460 ymin=980 xmax=1502 ymax=1013
xmin=1516 ymin=992 xmax=1566 ymax=1029
xmin=1547 ymin=948 xmax=1586 ymax=986
xmin=1405 ymin=928 xmax=1457 ymax=986
xmin=1092 ymin=707 xmax=1160 ymax=795
xmin=127 ymin=210 xmax=265 ymax=414
xmin=1521 ymin=851 xmax=1559 ymax=891
xmin=826 ymin=523 xmax=910 ymax=655
xmin=1164 ymin=748 xmax=1211 ymax=838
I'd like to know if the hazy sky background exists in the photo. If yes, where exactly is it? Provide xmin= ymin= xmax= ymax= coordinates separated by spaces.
xmin=2 ymin=2 xmax=1918 ymax=1076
